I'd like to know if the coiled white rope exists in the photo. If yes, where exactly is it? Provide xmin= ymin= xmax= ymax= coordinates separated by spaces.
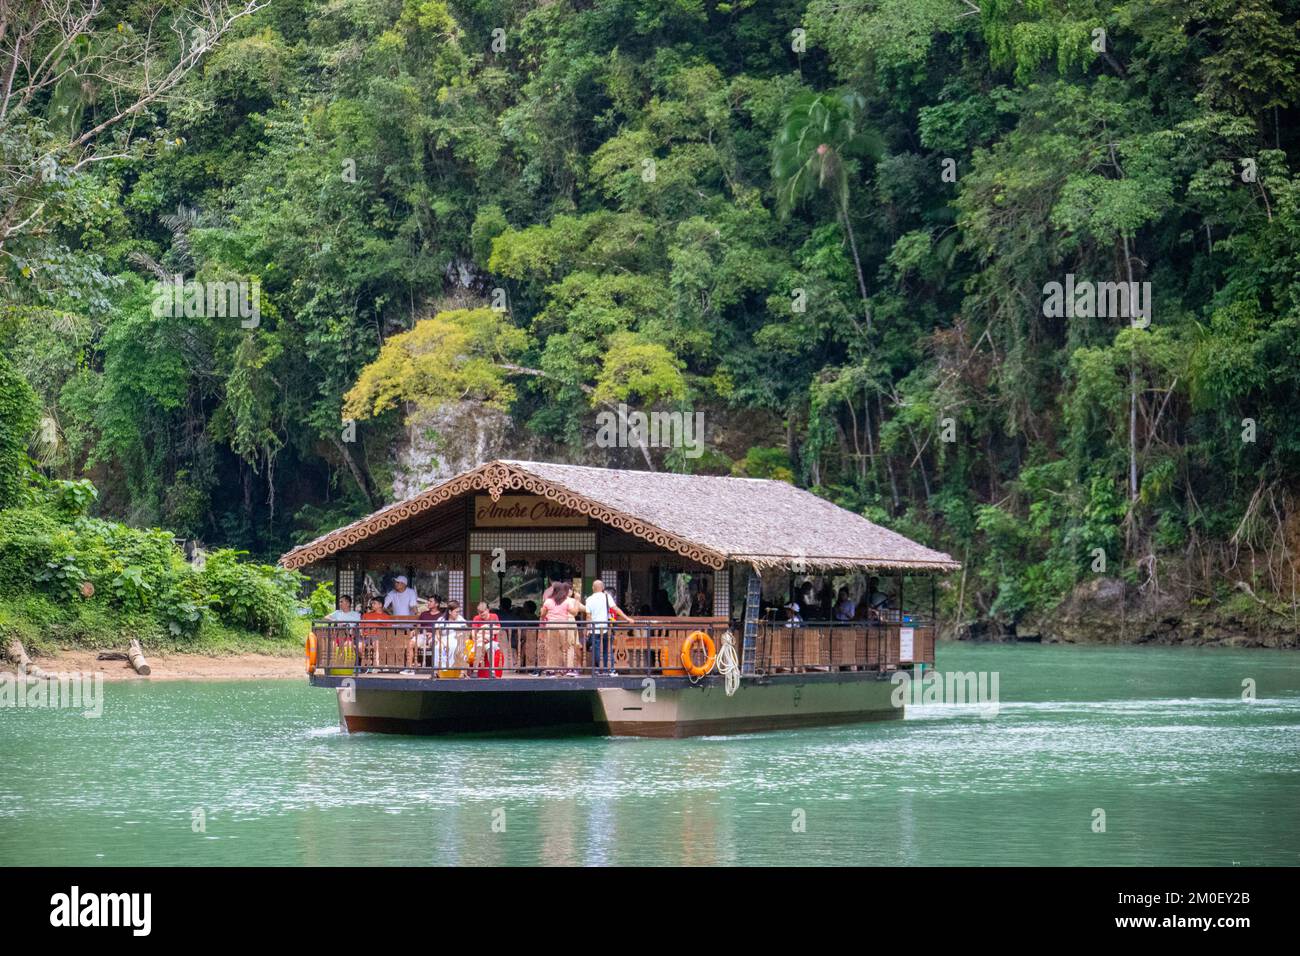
xmin=716 ymin=630 xmax=740 ymax=697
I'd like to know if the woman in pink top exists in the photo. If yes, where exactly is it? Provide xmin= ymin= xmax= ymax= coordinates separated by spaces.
xmin=540 ymin=581 xmax=581 ymax=672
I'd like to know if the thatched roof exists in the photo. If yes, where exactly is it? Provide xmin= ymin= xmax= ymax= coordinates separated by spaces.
xmin=279 ymin=459 xmax=959 ymax=573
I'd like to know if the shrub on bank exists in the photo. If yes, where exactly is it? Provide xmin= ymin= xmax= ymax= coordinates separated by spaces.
xmin=0 ymin=592 xmax=309 ymax=656
xmin=199 ymin=549 xmax=302 ymax=640
xmin=0 ymin=353 xmax=306 ymax=649
xmin=0 ymin=506 xmax=305 ymax=644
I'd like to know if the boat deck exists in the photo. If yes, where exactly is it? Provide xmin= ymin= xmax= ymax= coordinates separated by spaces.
xmin=308 ymin=616 xmax=935 ymax=683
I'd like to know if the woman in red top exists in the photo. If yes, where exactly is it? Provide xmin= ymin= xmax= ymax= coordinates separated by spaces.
xmin=471 ymin=601 xmax=503 ymax=677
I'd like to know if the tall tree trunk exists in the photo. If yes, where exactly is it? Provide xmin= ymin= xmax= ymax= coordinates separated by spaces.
xmin=1122 ymin=232 xmax=1138 ymax=506
xmin=863 ymin=387 xmax=876 ymax=485
xmin=839 ymin=197 xmax=871 ymax=334
xmin=877 ymin=392 xmax=900 ymax=512
xmin=329 ymin=434 xmax=380 ymax=510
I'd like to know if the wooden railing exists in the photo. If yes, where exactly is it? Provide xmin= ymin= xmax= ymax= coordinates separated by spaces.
xmin=754 ymin=620 xmax=935 ymax=673
xmin=310 ymin=616 xmax=933 ymax=678
xmin=311 ymin=617 xmax=730 ymax=677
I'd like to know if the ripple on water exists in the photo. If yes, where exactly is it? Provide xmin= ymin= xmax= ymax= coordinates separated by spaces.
xmin=2 ymin=643 xmax=1299 ymax=865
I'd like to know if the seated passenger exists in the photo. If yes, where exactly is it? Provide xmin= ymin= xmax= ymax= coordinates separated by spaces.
xmin=784 ymin=601 xmax=803 ymax=627
xmin=834 ymin=587 xmax=856 ymax=621
xmin=473 ymin=602 xmax=504 ymax=678
xmin=418 ymin=597 xmax=445 ymax=622
xmin=361 ymin=597 xmax=390 ymax=624
xmin=435 ymin=601 xmax=469 ymax=670
xmin=326 ymin=595 xmax=360 ymax=622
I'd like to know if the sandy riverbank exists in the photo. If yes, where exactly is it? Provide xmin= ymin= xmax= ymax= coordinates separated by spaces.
xmin=2 ymin=649 xmax=305 ymax=681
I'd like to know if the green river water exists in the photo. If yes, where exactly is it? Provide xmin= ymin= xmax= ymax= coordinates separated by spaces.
xmin=2 ymin=642 xmax=1298 ymax=866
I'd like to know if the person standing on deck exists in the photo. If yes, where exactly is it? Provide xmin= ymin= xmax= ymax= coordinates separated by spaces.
xmin=383 ymin=575 xmax=420 ymax=616
xmin=497 ymin=597 xmax=521 ymax=668
xmin=798 ymin=581 xmax=817 ymax=620
xmin=540 ymin=582 xmax=581 ymax=674
xmin=865 ymin=577 xmax=890 ymax=620
xmin=584 ymin=580 xmax=632 ymax=675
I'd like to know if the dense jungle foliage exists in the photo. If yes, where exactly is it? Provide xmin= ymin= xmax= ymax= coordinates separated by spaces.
xmin=2 ymin=0 xmax=1299 ymax=633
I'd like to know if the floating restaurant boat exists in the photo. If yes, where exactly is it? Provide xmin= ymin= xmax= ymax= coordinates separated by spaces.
xmin=281 ymin=460 xmax=959 ymax=737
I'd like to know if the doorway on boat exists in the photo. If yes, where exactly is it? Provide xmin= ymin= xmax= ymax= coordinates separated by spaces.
xmin=477 ymin=554 xmax=583 ymax=621
xmin=361 ymin=564 xmax=455 ymax=611
xmin=639 ymin=565 xmax=713 ymax=616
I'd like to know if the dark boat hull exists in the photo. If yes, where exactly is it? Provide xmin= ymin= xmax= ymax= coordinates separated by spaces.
xmin=316 ymin=671 xmax=905 ymax=738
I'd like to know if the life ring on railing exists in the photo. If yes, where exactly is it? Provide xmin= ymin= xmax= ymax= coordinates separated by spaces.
xmin=305 ymin=632 xmax=317 ymax=673
xmin=680 ymin=631 xmax=717 ymax=678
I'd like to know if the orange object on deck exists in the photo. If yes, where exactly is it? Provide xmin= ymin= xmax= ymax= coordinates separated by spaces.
xmin=305 ymin=632 xmax=317 ymax=673
xmin=680 ymin=631 xmax=716 ymax=678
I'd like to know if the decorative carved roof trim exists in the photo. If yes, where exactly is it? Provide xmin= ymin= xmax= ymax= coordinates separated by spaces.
xmin=280 ymin=461 xmax=725 ymax=570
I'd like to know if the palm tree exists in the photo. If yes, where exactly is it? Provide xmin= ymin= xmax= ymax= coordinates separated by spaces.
xmin=772 ymin=90 xmax=882 ymax=332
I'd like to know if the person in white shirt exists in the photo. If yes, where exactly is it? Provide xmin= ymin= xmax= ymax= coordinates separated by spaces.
xmin=325 ymin=595 xmax=360 ymax=622
xmin=383 ymin=575 xmax=420 ymax=616
xmin=583 ymin=580 xmax=631 ymax=674
xmin=784 ymin=602 xmax=803 ymax=628
xmin=435 ymin=601 xmax=468 ymax=670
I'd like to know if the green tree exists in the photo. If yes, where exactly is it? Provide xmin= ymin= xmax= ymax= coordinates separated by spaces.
xmin=772 ymin=90 xmax=883 ymax=331
xmin=0 ymin=352 xmax=40 ymax=507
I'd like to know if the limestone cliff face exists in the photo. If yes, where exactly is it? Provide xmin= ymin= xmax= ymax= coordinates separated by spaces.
xmin=956 ymin=577 xmax=1299 ymax=648
xmin=387 ymin=400 xmax=786 ymax=499
xmin=390 ymin=402 xmax=538 ymax=500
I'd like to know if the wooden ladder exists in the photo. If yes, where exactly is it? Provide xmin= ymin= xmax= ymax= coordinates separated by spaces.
xmin=741 ymin=570 xmax=760 ymax=675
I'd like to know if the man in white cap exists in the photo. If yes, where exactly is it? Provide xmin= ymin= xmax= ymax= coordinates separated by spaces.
xmin=383 ymin=575 xmax=420 ymax=616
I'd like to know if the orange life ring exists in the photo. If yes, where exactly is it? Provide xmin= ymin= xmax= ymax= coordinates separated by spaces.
xmin=680 ymin=631 xmax=716 ymax=678
xmin=305 ymin=632 xmax=317 ymax=673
